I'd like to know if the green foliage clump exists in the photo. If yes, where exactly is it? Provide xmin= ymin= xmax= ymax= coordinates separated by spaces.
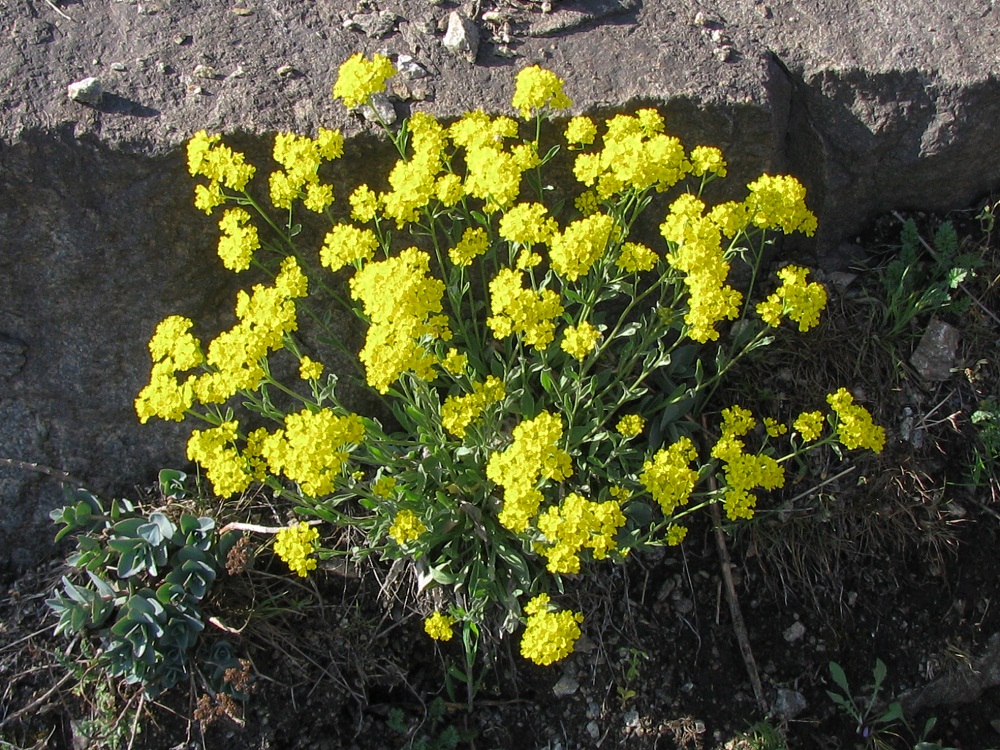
xmin=46 ymin=473 xmax=242 ymax=698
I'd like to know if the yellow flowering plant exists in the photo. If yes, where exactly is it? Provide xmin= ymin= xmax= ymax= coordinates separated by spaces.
xmin=136 ymin=57 xmax=886 ymax=698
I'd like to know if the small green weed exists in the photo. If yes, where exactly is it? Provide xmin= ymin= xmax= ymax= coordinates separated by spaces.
xmin=878 ymin=217 xmax=980 ymax=339
xmin=387 ymin=697 xmax=475 ymax=750
xmin=826 ymin=659 xmax=903 ymax=748
xmin=723 ymin=720 xmax=788 ymax=750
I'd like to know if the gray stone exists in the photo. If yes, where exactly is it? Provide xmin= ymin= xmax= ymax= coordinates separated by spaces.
xmin=442 ymin=11 xmax=479 ymax=64
xmin=910 ymin=318 xmax=961 ymax=380
xmin=552 ymin=673 xmax=579 ymax=696
xmin=361 ymin=92 xmax=397 ymax=126
xmin=901 ymin=633 xmax=1000 ymax=716
xmin=586 ymin=721 xmax=600 ymax=740
xmin=783 ymin=620 xmax=806 ymax=643
xmin=396 ymin=55 xmax=428 ymax=80
xmin=66 ymin=77 xmax=103 ymax=105
xmin=772 ymin=688 xmax=807 ymax=719
xmin=343 ymin=10 xmax=400 ymax=39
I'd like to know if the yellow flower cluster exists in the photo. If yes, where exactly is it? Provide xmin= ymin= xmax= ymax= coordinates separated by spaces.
xmin=349 ymin=184 xmax=379 ymax=222
xmin=793 ymin=410 xmax=825 ymax=442
xmin=269 ymin=129 xmax=343 ymax=211
xmin=744 ymin=175 xmax=818 ymax=236
xmin=827 ymin=388 xmax=886 ymax=452
xmin=299 ymin=356 xmax=323 ymax=381
xmin=332 ymin=52 xmax=395 ymax=109
xmin=134 ymin=316 xmax=203 ymax=424
xmin=616 ymin=414 xmax=645 ymax=438
xmin=389 ymin=509 xmax=427 ymax=545
xmin=349 ymin=248 xmax=450 ymax=393
xmin=186 ymin=421 xmax=256 ymax=498
xmin=486 ymin=411 xmax=572 ymax=533
xmin=666 ymin=525 xmax=688 ymax=546
xmin=193 ymin=257 xmax=308 ymax=405
xmin=689 ymin=146 xmax=727 ymax=178
xmin=520 ymin=594 xmax=583 ymax=666
xmin=258 ymin=409 xmax=365 ymax=497
xmin=711 ymin=406 xmax=785 ymax=520
xmin=560 ymin=321 xmax=600 ymax=361
xmin=661 ymin=193 xmax=743 ymax=342
xmin=564 ymin=116 xmax=597 ymax=146
xmin=424 ymin=612 xmax=455 ymax=641
xmin=449 ymin=227 xmax=490 ymax=267
xmin=572 ymin=111 xmax=691 ymax=199
xmin=639 ymin=437 xmax=699 ymax=516
xmin=756 ymin=265 xmax=828 ymax=332
xmin=441 ymin=376 xmax=506 ymax=438
xmin=273 ymin=521 xmax=320 ymax=578
xmin=187 ymin=131 xmax=255 ymax=211
xmin=320 ymin=223 xmax=379 ymax=272
xmin=499 ymin=202 xmax=558 ymax=246
xmin=382 ymin=112 xmax=448 ymax=225
xmin=763 ymin=417 xmax=788 ymax=437
xmin=536 ymin=492 xmax=625 ymax=574
xmin=488 ymin=269 xmax=564 ymax=349
xmin=616 ymin=242 xmax=658 ymax=273
xmin=439 ymin=348 xmax=468 ymax=376
xmin=511 ymin=65 xmax=572 ymax=119
xmin=549 ymin=213 xmax=615 ymax=281
xmin=451 ymin=111 xmax=526 ymax=212
xmin=217 ymin=208 xmax=260 ymax=272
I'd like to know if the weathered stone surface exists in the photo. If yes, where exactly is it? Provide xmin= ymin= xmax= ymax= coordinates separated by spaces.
xmin=0 ymin=0 xmax=997 ymax=576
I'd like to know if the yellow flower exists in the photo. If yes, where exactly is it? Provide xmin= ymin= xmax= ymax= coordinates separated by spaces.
xmin=299 ymin=356 xmax=323 ymax=381
xmin=349 ymin=184 xmax=379 ymax=222
xmin=756 ymin=265 xmax=828 ymax=332
xmin=640 ymin=437 xmax=699 ymax=516
xmin=689 ymin=145 xmax=727 ymax=177
xmin=320 ymin=224 xmax=379 ymax=272
xmin=520 ymin=594 xmax=583 ymax=666
xmin=560 ymin=321 xmax=600 ymax=361
xmin=486 ymin=411 xmax=572 ymax=532
xmin=564 ymin=116 xmax=597 ymax=146
xmin=764 ymin=417 xmax=788 ymax=437
xmin=499 ymin=202 xmax=558 ymax=245
xmin=793 ymin=411 xmax=825 ymax=442
xmin=616 ymin=414 xmax=645 ymax=438
xmin=549 ymin=213 xmax=615 ymax=281
xmin=511 ymin=65 xmax=572 ymax=119
xmin=487 ymin=269 xmax=564 ymax=349
xmin=260 ymin=409 xmax=365 ymax=497
xmin=441 ymin=376 xmax=506 ymax=438
xmin=744 ymin=174 xmax=817 ymax=236
xmin=273 ymin=521 xmax=320 ymax=578
xmin=186 ymin=421 xmax=255 ymax=498
xmin=827 ymin=388 xmax=886 ymax=452
xmin=424 ymin=612 xmax=455 ymax=641
xmin=449 ymin=227 xmax=489 ymax=267
xmin=389 ymin=509 xmax=426 ymax=545
xmin=536 ymin=492 xmax=625 ymax=574
xmin=666 ymin=525 xmax=688 ymax=546
xmin=332 ymin=53 xmax=395 ymax=108
xmin=440 ymin=348 xmax=468 ymax=376
xmin=217 ymin=208 xmax=260 ymax=272
xmin=616 ymin=242 xmax=658 ymax=273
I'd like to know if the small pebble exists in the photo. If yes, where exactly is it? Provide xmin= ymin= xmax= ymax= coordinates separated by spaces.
xmin=67 ymin=77 xmax=103 ymax=105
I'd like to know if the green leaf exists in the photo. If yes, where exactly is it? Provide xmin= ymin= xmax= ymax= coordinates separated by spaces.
xmin=828 ymin=661 xmax=850 ymax=694
xmin=158 ymin=469 xmax=187 ymax=497
xmin=873 ymin=658 xmax=887 ymax=688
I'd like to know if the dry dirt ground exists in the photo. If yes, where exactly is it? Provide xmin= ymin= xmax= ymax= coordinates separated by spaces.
xmin=3 ymin=203 xmax=1000 ymax=750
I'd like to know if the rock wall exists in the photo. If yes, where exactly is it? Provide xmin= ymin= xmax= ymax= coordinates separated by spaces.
xmin=0 ymin=0 xmax=997 ymax=576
